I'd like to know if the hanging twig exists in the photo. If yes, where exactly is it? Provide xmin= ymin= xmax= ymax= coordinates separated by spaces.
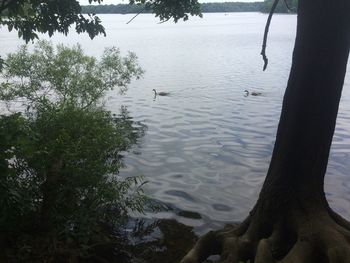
xmin=261 ymin=0 xmax=280 ymax=71
xmin=126 ymin=6 xmax=148 ymax=24
xmin=283 ymin=0 xmax=292 ymax=12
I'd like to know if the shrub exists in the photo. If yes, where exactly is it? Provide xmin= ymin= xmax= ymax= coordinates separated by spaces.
xmin=0 ymin=41 xmax=147 ymax=261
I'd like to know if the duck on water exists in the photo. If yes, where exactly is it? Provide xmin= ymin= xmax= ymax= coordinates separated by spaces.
xmin=153 ymin=89 xmax=170 ymax=97
xmin=244 ymin=90 xmax=262 ymax=96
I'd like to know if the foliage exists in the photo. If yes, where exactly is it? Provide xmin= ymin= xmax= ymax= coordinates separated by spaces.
xmin=0 ymin=40 xmax=143 ymax=110
xmin=0 ymin=0 xmax=202 ymax=43
xmin=0 ymin=41 xmax=148 ymax=261
xmin=82 ymin=3 xmax=149 ymax=14
xmin=124 ymin=0 xmax=201 ymax=22
xmin=0 ymin=0 xmax=106 ymax=42
xmin=0 ymin=0 xmax=201 ymax=70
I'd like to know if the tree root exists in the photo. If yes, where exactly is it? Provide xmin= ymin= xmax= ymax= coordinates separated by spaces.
xmin=180 ymin=208 xmax=350 ymax=263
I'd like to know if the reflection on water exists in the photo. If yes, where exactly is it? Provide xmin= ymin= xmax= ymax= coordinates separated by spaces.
xmin=1 ymin=13 xmax=350 ymax=234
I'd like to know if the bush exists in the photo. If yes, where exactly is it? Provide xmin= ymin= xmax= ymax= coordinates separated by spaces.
xmin=0 ymin=41 xmax=147 ymax=261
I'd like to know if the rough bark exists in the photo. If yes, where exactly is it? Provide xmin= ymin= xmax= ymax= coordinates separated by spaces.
xmin=181 ymin=0 xmax=350 ymax=262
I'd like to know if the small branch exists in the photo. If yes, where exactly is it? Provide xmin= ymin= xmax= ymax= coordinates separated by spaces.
xmin=283 ymin=0 xmax=292 ymax=12
xmin=261 ymin=0 xmax=280 ymax=71
xmin=126 ymin=6 xmax=147 ymax=24
xmin=82 ymin=88 xmax=106 ymax=110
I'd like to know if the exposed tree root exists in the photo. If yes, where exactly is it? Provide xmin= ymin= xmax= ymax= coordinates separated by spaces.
xmin=180 ymin=206 xmax=350 ymax=263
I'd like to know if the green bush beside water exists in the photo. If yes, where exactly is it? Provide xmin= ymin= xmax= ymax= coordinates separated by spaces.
xmin=0 ymin=41 xmax=148 ymax=261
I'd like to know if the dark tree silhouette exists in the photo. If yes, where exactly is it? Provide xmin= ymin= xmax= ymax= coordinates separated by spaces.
xmin=0 ymin=0 xmax=106 ymax=41
xmin=181 ymin=0 xmax=350 ymax=262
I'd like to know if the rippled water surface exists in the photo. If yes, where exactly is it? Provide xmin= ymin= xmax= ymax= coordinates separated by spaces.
xmin=1 ymin=13 xmax=350 ymax=233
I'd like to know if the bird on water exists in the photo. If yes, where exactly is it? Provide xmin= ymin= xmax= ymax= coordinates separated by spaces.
xmin=153 ymin=89 xmax=170 ymax=96
xmin=244 ymin=90 xmax=262 ymax=96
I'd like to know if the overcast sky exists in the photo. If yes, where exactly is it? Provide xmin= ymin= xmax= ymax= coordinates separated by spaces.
xmin=80 ymin=0 xmax=258 ymax=5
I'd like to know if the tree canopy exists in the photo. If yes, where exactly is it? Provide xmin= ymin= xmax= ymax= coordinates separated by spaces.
xmin=0 ymin=0 xmax=203 ymax=69
xmin=0 ymin=0 xmax=202 ymax=43
xmin=0 ymin=0 xmax=105 ymax=41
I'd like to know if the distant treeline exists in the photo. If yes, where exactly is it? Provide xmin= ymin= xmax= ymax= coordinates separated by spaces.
xmin=82 ymin=4 xmax=145 ymax=14
xmin=200 ymin=2 xmax=263 ymax=13
xmin=81 ymin=1 xmax=297 ymax=15
xmin=261 ymin=0 xmax=297 ymax=13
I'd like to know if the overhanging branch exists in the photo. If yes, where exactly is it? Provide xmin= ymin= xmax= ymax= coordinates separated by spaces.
xmin=261 ymin=0 xmax=280 ymax=71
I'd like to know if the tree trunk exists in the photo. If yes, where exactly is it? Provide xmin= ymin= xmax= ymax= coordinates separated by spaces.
xmin=181 ymin=0 xmax=350 ymax=262
xmin=259 ymin=0 xmax=350 ymax=214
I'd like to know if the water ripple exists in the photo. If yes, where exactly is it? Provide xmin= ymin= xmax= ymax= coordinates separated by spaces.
xmin=2 ymin=13 xmax=349 ymax=233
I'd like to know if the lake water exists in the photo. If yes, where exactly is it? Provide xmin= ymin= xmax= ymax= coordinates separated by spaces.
xmin=1 ymin=13 xmax=350 ymax=234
